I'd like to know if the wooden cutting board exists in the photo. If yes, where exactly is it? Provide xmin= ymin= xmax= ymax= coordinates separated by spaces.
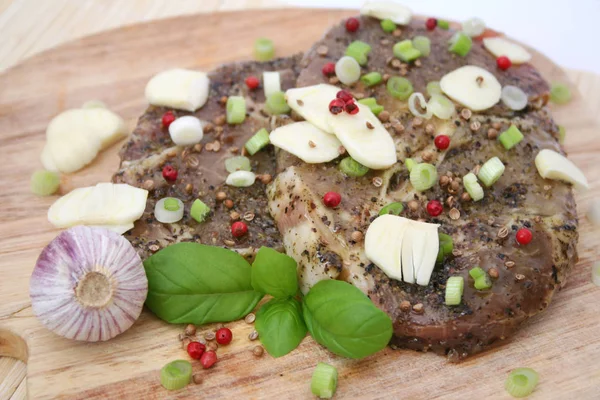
xmin=0 ymin=8 xmax=598 ymax=399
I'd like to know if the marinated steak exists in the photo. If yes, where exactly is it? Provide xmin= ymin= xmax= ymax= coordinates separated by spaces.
xmin=113 ymin=55 xmax=302 ymax=260
xmin=267 ymin=16 xmax=578 ymax=360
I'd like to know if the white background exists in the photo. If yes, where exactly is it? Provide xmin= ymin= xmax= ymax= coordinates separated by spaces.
xmin=285 ymin=0 xmax=600 ymax=73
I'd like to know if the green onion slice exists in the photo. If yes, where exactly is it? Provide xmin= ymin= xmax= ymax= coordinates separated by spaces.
xmin=393 ymin=40 xmax=421 ymax=62
xmin=357 ymin=97 xmax=384 ymax=115
xmin=360 ymin=72 xmax=382 ymax=87
xmin=426 ymin=81 xmax=442 ymax=96
xmin=469 ymin=267 xmax=486 ymax=280
xmin=436 ymin=233 xmax=454 ymax=264
xmin=311 ymin=362 xmax=338 ymax=399
xmin=254 ymin=38 xmax=275 ymax=61
xmin=379 ymin=202 xmax=404 ymax=216
xmin=410 ymin=163 xmax=438 ymax=192
xmin=558 ymin=125 xmax=566 ymax=144
xmin=445 ymin=276 xmax=464 ymax=306
xmin=265 ymin=91 xmax=291 ymax=115
xmin=386 ymin=76 xmax=413 ymax=100
xmin=550 ymin=83 xmax=571 ymax=104
xmin=245 ymin=128 xmax=270 ymax=155
xmin=160 ymin=360 xmax=192 ymax=390
xmin=498 ymin=125 xmax=524 ymax=150
xmin=225 ymin=156 xmax=251 ymax=173
xmin=462 ymin=17 xmax=485 ymax=37
xmin=463 ymin=172 xmax=484 ymax=201
xmin=478 ymin=157 xmax=505 ymax=187
xmin=163 ymin=198 xmax=180 ymax=211
xmin=226 ymin=96 xmax=246 ymax=124
xmin=505 ymin=368 xmax=539 ymax=398
xmin=155 ymin=198 xmax=184 ymax=223
xmin=346 ymin=40 xmax=372 ymax=66
xmin=412 ymin=36 xmax=431 ymax=57
xmin=380 ymin=19 xmax=396 ymax=33
xmin=408 ymin=92 xmax=433 ymax=119
xmin=31 ymin=170 xmax=60 ymax=196
xmin=449 ymin=32 xmax=472 ymax=56
xmin=404 ymin=158 xmax=416 ymax=172
xmin=427 ymin=94 xmax=455 ymax=120
xmin=501 ymin=85 xmax=528 ymax=111
xmin=469 ymin=267 xmax=492 ymax=290
xmin=339 ymin=157 xmax=369 ymax=177
xmin=190 ymin=199 xmax=211 ymax=223
xmin=437 ymin=19 xmax=450 ymax=29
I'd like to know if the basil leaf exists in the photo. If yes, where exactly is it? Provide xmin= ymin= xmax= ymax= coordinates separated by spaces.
xmin=302 ymin=280 xmax=393 ymax=359
xmin=144 ymin=243 xmax=263 ymax=325
xmin=255 ymin=298 xmax=307 ymax=358
xmin=251 ymin=247 xmax=298 ymax=298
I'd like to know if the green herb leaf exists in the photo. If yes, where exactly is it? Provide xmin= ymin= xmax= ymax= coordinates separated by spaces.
xmin=251 ymin=247 xmax=298 ymax=298
xmin=302 ymin=280 xmax=392 ymax=359
xmin=144 ymin=243 xmax=263 ymax=325
xmin=255 ymin=298 xmax=307 ymax=358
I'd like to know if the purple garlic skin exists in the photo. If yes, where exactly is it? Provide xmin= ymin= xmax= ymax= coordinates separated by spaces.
xmin=30 ymin=226 xmax=148 ymax=341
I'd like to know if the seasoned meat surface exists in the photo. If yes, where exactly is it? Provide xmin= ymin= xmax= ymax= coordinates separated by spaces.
xmin=267 ymin=16 xmax=578 ymax=360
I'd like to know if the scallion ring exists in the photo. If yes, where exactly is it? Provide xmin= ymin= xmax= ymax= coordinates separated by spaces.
xmin=404 ymin=158 xmax=416 ymax=172
xmin=445 ymin=276 xmax=464 ymax=306
xmin=505 ymin=368 xmax=539 ymax=398
xmin=408 ymin=92 xmax=432 ymax=119
xmin=245 ymin=128 xmax=270 ymax=155
xmin=501 ymin=85 xmax=528 ymax=111
xmin=550 ymin=82 xmax=571 ymax=104
xmin=155 ymin=197 xmax=184 ymax=223
xmin=190 ymin=199 xmax=211 ymax=223
xmin=412 ymin=36 xmax=431 ymax=57
xmin=339 ymin=157 xmax=369 ymax=177
xmin=160 ymin=360 xmax=192 ymax=390
xmin=436 ymin=233 xmax=454 ymax=264
xmin=379 ymin=202 xmax=404 ymax=216
xmin=410 ymin=163 xmax=438 ymax=192
xmin=427 ymin=94 xmax=456 ymax=120
xmin=265 ymin=91 xmax=291 ymax=115
xmin=478 ymin=157 xmax=505 ymax=187
xmin=225 ymin=156 xmax=251 ymax=173
xmin=226 ymin=96 xmax=246 ymax=124
xmin=225 ymin=170 xmax=256 ymax=187
xmin=387 ymin=76 xmax=413 ymax=100
xmin=426 ymin=81 xmax=442 ymax=96
xmin=463 ymin=172 xmax=484 ymax=201
xmin=254 ymin=38 xmax=275 ymax=61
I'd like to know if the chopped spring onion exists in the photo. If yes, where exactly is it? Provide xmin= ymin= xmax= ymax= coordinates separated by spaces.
xmin=160 ymin=360 xmax=192 ymax=390
xmin=380 ymin=19 xmax=396 ymax=33
xmin=427 ymin=94 xmax=456 ymax=120
xmin=335 ymin=56 xmax=361 ymax=85
xmin=225 ymin=156 xmax=251 ymax=173
xmin=505 ymin=368 xmax=539 ymax=398
xmin=254 ymin=38 xmax=275 ymax=61
xmin=469 ymin=267 xmax=492 ymax=290
xmin=405 ymin=158 xmax=416 ymax=172
xmin=263 ymin=71 xmax=281 ymax=98
xmin=501 ymin=85 xmax=528 ymax=111
xmin=410 ymin=163 xmax=438 ymax=192
xmin=379 ymin=202 xmax=404 ymax=216
xmin=265 ymin=91 xmax=291 ymax=115
xmin=592 ymin=263 xmax=600 ymax=286
xmin=550 ymin=82 xmax=571 ymax=104
xmin=31 ymin=170 xmax=60 ymax=196
xmin=436 ymin=233 xmax=454 ymax=264
xmin=478 ymin=157 xmax=505 ymax=187
xmin=245 ymin=128 xmax=270 ymax=155
xmin=393 ymin=40 xmax=421 ymax=62
xmin=339 ymin=157 xmax=369 ymax=177
xmin=449 ymin=32 xmax=472 ymax=56
xmin=498 ymin=125 xmax=524 ymax=150
xmin=558 ymin=125 xmax=566 ymax=144
xmin=408 ymin=92 xmax=433 ymax=119
xmin=346 ymin=40 xmax=372 ymax=66
xmin=426 ymin=81 xmax=442 ymax=96
xmin=311 ymin=362 xmax=338 ymax=399
xmin=190 ymin=199 xmax=210 ymax=223
xmin=361 ymin=72 xmax=382 ymax=87
xmin=412 ymin=36 xmax=431 ymax=57
xmin=463 ymin=172 xmax=484 ymax=201
xmin=226 ymin=170 xmax=256 ymax=187
xmin=445 ymin=276 xmax=464 ymax=306
xmin=462 ymin=17 xmax=485 ymax=37
xmin=437 ymin=20 xmax=450 ymax=30
xmin=226 ymin=96 xmax=246 ymax=124
xmin=358 ymin=98 xmax=384 ymax=115
xmin=386 ymin=76 xmax=413 ymax=100
xmin=155 ymin=197 xmax=184 ymax=223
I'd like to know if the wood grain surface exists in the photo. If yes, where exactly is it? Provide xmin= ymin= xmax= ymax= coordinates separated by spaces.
xmin=0 ymin=8 xmax=598 ymax=400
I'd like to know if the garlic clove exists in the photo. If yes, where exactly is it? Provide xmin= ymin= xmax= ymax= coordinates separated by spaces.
xmin=361 ymin=1 xmax=412 ymax=24
xmin=263 ymin=71 xmax=281 ymax=98
xmin=535 ymin=149 xmax=589 ymax=190
xmin=286 ymin=84 xmax=340 ymax=133
xmin=168 ymin=115 xmax=204 ymax=146
xmin=30 ymin=226 xmax=147 ymax=341
xmin=483 ymin=37 xmax=532 ymax=64
xmin=440 ymin=65 xmax=502 ymax=111
xmin=145 ymin=68 xmax=210 ymax=112
xmin=269 ymin=121 xmax=342 ymax=163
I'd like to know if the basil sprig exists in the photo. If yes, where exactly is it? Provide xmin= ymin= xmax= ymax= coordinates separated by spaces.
xmin=255 ymin=298 xmax=307 ymax=357
xmin=144 ymin=243 xmax=263 ymax=325
xmin=251 ymin=247 xmax=298 ymax=298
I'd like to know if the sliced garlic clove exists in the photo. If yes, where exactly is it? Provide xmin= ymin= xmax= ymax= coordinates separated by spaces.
xmin=286 ymin=84 xmax=339 ymax=133
xmin=335 ymin=56 xmax=361 ymax=85
xmin=81 ymin=108 xmax=128 ymax=149
xmin=401 ymin=227 xmax=416 ymax=284
xmin=440 ymin=65 xmax=502 ymax=111
xmin=415 ymin=225 xmax=440 ymax=286
xmin=46 ymin=127 xmax=102 ymax=173
xmin=145 ymin=68 xmax=210 ymax=112
xmin=269 ymin=121 xmax=342 ymax=163
xmin=327 ymin=103 xmax=396 ymax=169
xmin=263 ymin=71 xmax=281 ymax=98
xmin=168 ymin=115 xmax=203 ymax=146
xmin=535 ymin=149 xmax=589 ymax=190
xmin=361 ymin=1 xmax=412 ymax=24
xmin=483 ymin=37 xmax=532 ymax=64
xmin=30 ymin=226 xmax=147 ymax=341
xmin=364 ymin=214 xmax=408 ymax=282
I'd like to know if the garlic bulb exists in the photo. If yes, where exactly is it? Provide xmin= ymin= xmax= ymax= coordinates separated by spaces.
xmin=30 ymin=226 xmax=148 ymax=341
